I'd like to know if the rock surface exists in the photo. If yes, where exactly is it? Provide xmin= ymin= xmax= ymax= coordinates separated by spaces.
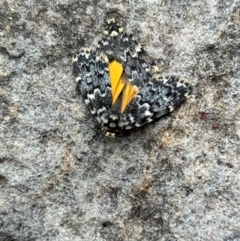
xmin=0 ymin=0 xmax=239 ymax=240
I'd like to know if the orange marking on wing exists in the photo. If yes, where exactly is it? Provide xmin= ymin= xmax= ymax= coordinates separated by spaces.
xmin=121 ymin=82 xmax=138 ymax=113
xmin=109 ymin=60 xmax=138 ymax=113
xmin=109 ymin=60 xmax=124 ymax=105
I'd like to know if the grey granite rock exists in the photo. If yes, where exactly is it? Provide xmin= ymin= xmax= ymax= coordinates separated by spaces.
xmin=0 ymin=0 xmax=239 ymax=240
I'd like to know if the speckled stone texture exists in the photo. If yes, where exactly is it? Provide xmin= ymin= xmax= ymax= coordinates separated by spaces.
xmin=0 ymin=0 xmax=239 ymax=240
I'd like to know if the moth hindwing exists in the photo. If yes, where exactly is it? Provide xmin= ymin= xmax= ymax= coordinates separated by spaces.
xmin=73 ymin=18 xmax=192 ymax=136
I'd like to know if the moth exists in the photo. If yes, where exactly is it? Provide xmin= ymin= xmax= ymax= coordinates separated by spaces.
xmin=73 ymin=18 xmax=192 ymax=137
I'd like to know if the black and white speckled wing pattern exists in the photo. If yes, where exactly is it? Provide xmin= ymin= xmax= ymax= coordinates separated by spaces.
xmin=73 ymin=18 xmax=192 ymax=136
xmin=73 ymin=48 xmax=113 ymax=125
xmin=119 ymin=76 xmax=192 ymax=130
xmin=97 ymin=18 xmax=152 ymax=88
